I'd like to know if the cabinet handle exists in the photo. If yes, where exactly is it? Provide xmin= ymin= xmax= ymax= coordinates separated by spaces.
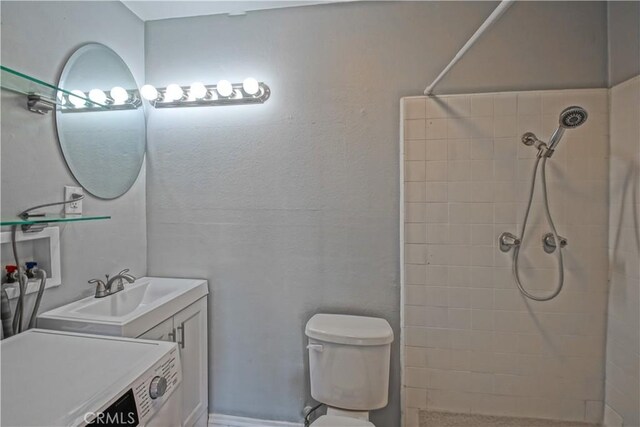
xmin=168 ymin=328 xmax=176 ymax=342
xmin=177 ymin=324 xmax=185 ymax=349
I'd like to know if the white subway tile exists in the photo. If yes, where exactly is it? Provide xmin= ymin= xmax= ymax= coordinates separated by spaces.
xmin=447 ymin=139 xmax=471 ymax=160
xmin=405 ymin=119 xmax=426 ymax=140
xmin=447 ymin=96 xmax=472 ymax=117
xmin=405 ymin=203 xmax=426 ymax=223
xmin=426 ymin=118 xmax=448 ymax=139
xmin=405 ymin=140 xmax=426 ymax=161
xmin=405 ymin=223 xmax=427 ymax=244
xmin=471 ymin=95 xmax=494 ymax=117
xmin=494 ymin=94 xmax=517 ymax=115
xmin=425 ymin=161 xmax=447 ymax=181
xmin=404 ymin=98 xmax=426 ymax=119
xmin=426 ymin=139 xmax=448 ymax=160
xmin=518 ymin=93 xmax=542 ymax=116
xmin=426 ymin=97 xmax=448 ymax=118
xmin=471 ymin=138 xmax=494 ymax=160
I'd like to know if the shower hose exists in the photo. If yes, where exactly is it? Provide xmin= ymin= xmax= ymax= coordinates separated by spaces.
xmin=512 ymin=155 xmax=564 ymax=301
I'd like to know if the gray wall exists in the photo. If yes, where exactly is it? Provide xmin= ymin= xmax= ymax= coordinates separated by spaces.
xmin=144 ymin=2 xmax=607 ymax=424
xmin=607 ymin=1 xmax=640 ymax=87
xmin=0 ymin=1 xmax=146 ymax=313
xmin=605 ymin=2 xmax=640 ymax=425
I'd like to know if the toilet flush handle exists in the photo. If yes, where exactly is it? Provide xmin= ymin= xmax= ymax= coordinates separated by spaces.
xmin=307 ymin=343 xmax=324 ymax=352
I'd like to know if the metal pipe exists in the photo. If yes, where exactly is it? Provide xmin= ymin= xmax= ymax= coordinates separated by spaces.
xmin=424 ymin=0 xmax=515 ymax=96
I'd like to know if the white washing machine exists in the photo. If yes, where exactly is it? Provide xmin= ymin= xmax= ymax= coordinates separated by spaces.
xmin=1 ymin=329 xmax=182 ymax=426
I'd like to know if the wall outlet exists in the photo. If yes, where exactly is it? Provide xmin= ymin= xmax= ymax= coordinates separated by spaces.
xmin=64 ymin=186 xmax=83 ymax=215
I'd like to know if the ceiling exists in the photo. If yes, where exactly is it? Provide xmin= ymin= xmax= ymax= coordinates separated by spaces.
xmin=121 ymin=1 xmax=342 ymax=21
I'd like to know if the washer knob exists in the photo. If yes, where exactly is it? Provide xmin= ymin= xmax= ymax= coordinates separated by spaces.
xmin=149 ymin=376 xmax=167 ymax=399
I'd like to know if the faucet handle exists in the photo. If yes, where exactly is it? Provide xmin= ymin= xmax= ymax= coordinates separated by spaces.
xmin=88 ymin=279 xmax=107 ymax=298
xmin=117 ymin=268 xmax=136 ymax=282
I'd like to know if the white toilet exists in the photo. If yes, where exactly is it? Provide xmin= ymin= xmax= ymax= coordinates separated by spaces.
xmin=305 ymin=314 xmax=394 ymax=427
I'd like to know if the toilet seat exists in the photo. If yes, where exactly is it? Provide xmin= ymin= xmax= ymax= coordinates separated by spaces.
xmin=312 ymin=415 xmax=375 ymax=426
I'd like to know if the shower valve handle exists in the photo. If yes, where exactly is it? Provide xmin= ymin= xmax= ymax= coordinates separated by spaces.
xmin=499 ymin=232 xmax=521 ymax=253
xmin=542 ymin=233 xmax=568 ymax=253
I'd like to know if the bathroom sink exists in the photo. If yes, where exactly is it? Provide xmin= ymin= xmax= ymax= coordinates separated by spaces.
xmin=37 ymin=277 xmax=208 ymax=337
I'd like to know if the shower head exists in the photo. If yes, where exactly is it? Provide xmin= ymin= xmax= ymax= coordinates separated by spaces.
xmin=547 ymin=106 xmax=588 ymax=152
xmin=559 ymin=106 xmax=588 ymax=129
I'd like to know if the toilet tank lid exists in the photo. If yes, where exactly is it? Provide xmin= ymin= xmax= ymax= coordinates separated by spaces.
xmin=305 ymin=314 xmax=394 ymax=346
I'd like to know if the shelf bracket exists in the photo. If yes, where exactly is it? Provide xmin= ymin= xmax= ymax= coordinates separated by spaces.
xmin=27 ymin=94 xmax=56 ymax=115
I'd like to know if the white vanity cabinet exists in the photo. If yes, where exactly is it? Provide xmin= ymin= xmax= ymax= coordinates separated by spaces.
xmin=140 ymin=297 xmax=208 ymax=427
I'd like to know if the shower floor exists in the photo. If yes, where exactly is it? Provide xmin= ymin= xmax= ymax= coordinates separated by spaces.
xmin=419 ymin=411 xmax=600 ymax=427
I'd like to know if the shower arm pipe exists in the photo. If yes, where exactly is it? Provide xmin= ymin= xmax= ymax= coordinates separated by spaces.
xmin=424 ymin=0 xmax=515 ymax=96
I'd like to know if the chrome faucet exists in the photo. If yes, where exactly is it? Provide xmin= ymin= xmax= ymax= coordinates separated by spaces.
xmin=88 ymin=269 xmax=136 ymax=298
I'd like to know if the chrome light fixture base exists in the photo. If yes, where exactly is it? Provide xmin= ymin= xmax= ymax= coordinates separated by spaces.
xmin=58 ymin=88 xmax=142 ymax=113
xmin=149 ymin=82 xmax=270 ymax=108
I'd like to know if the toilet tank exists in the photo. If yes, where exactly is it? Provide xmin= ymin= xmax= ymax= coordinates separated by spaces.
xmin=305 ymin=314 xmax=394 ymax=411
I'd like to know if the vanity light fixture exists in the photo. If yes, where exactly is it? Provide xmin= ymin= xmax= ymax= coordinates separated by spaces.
xmin=59 ymin=87 xmax=142 ymax=113
xmin=141 ymin=78 xmax=270 ymax=108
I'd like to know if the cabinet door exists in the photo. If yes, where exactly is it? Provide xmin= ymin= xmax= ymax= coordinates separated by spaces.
xmin=138 ymin=317 xmax=175 ymax=342
xmin=174 ymin=297 xmax=208 ymax=427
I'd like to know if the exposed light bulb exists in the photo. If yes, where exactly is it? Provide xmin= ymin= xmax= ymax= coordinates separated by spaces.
xmin=165 ymin=84 xmax=184 ymax=102
xmin=88 ymin=89 xmax=107 ymax=104
xmin=140 ymin=84 xmax=159 ymax=101
xmin=216 ymin=80 xmax=233 ymax=98
xmin=242 ymin=78 xmax=259 ymax=96
xmin=69 ymin=90 xmax=87 ymax=107
xmin=110 ymin=86 xmax=129 ymax=104
xmin=190 ymin=82 xmax=207 ymax=99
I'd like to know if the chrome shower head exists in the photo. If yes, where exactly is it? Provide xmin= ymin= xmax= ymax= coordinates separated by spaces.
xmin=547 ymin=105 xmax=588 ymax=152
xmin=559 ymin=106 xmax=588 ymax=129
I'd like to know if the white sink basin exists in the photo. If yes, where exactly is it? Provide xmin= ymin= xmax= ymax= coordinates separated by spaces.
xmin=38 ymin=277 xmax=208 ymax=337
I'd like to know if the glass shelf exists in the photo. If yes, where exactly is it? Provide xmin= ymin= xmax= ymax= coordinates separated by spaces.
xmin=0 ymin=65 xmax=106 ymax=108
xmin=0 ymin=214 xmax=111 ymax=227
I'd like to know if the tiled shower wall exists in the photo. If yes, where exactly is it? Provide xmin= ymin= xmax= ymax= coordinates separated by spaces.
xmin=604 ymin=75 xmax=640 ymax=427
xmin=401 ymin=89 xmax=609 ymax=425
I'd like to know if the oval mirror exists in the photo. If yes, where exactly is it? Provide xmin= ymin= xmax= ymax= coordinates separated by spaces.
xmin=56 ymin=43 xmax=145 ymax=199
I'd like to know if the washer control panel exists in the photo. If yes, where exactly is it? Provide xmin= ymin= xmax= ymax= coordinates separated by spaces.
xmin=132 ymin=346 xmax=181 ymax=425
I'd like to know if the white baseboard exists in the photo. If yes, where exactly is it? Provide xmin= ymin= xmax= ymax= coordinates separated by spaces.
xmin=209 ymin=413 xmax=304 ymax=427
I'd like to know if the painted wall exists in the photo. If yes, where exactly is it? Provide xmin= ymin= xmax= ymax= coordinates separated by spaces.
xmin=0 ymin=1 xmax=146 ymax=313
xmin=603 ymin=4 xmax=640 ymax=425
xmin=144 ymin=2 xmax=607 ymax=424
xmin=604 ymin=74 xmax=640 ymax=427
xmin=402 ymin=90 xmax=609 ymax=425
xmin=607 ymin=1 xmax=640 ymax=87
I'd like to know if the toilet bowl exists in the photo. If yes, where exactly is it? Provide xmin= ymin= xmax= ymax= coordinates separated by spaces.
xmin=305 ymin=314 xmax=394 ymax=427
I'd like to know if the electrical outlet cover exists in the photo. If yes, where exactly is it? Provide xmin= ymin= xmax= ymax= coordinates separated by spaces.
xmin=64 ymin=186 xmax=83 ymax=215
